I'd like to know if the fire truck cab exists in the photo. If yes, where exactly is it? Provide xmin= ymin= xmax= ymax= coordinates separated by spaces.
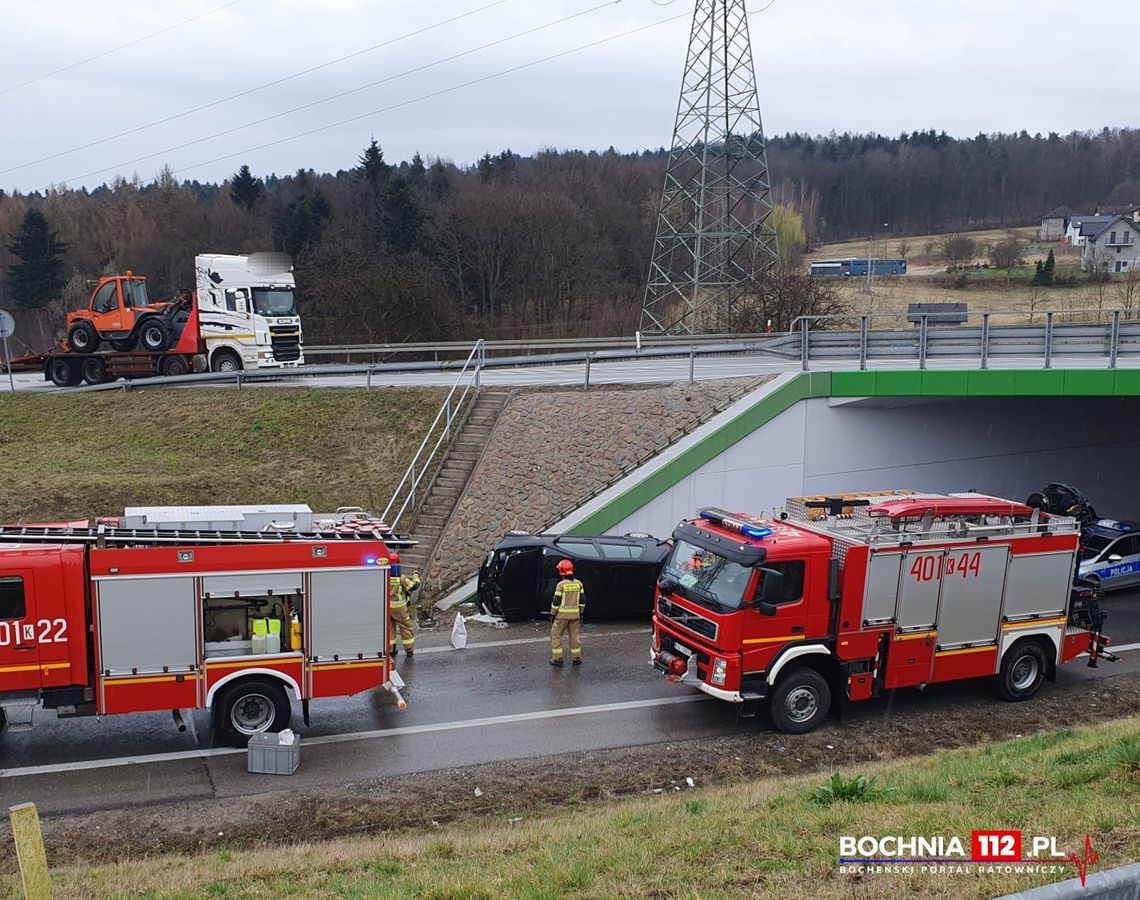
xmin=652 ymin=493 xmax=1111 ymax=734
xmin=0 ymin=523 xmax=408 ymax=746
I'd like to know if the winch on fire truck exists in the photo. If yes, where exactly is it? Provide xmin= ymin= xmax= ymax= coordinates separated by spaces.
xmin=0 ymin=515 xmax=411 ymax=746
xmin=652 ymin=492 xmax=1114 ymax=734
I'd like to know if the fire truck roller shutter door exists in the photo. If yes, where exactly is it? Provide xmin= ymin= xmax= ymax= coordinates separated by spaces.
xmin=862 ymin=553 xmax=904 ymax=626
xmin=309 ymin=569 xmax=388 ymax=661
xmin=897 ymin=550 xmax=946 ymax=632
xmin=935 ymin=544 xmax=1009 ymax=649
xmin=202 ymin=573 xmax=302 ymax=597
xmin=1002 ymin=552 xmax=1074 ymax=621
xmin=97 ymin=576 xmax=197 ymax=676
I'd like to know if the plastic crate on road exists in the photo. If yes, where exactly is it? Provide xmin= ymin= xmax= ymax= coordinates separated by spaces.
xmin=247 ymin=731 xmax=300 ymax=775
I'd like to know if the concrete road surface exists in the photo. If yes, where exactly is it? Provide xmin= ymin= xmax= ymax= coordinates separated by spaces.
xmin=2 ymin=593 xmax=1137 ymax=817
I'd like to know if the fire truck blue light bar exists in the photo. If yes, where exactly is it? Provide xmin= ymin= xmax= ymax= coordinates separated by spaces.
xmin=699 ymin=509 xmax=773 ymax=540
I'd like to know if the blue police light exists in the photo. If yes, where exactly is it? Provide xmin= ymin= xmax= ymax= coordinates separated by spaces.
xmin=365 ymin=557 xmax=378 ymax=566
xmin=741 ymin=524 xmax=774 ymax=539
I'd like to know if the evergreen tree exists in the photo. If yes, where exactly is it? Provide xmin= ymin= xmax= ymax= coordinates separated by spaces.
xmin=356 ymin=138 xmax=390 ymax=192
xmin=382 ymin=176 xmax=425 ymax=254
xmin=428 ymin=160 xmax=451 ymax=200
xmin=229 ymin=164 xmax=263 ymax=212
xmin=6 ymin=208 xmax=67 ymax=309
xmin=272 ymin=190 xmax=331 ymax=256
xmin=1042 ymin=249 xmax=1056 ymax=285
xmin=408 ymin=152 xmax=427 ymax=188
xmin=1033 ymin=260 xmax=1044 ymax=285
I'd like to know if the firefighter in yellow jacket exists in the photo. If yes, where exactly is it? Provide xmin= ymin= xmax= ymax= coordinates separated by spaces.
xmin=550 ymin=559 xmax=584 ymax=667
xmin=388 ymin=553 xmax=421 ymax=657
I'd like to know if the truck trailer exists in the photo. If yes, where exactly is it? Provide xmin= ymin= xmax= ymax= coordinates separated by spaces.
xmin=0 ymin=519 xmax=409 ymax=746
xmin=651 ymin=492 xmax=1113 ymax=733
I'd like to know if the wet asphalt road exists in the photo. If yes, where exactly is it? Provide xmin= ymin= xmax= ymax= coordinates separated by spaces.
xmin=2 ymin=594 xmax=1138 ymax=817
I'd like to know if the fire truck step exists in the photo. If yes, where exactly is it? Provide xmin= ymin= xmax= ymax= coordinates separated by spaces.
xmin=1 ymin=696 xmax=39 ymax=732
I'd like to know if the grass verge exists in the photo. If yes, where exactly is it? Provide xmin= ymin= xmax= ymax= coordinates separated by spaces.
xmin=10 ymin=717 xmax=1138 ymax=899
xmin=0 ymin=388 xmax=447 ymax=522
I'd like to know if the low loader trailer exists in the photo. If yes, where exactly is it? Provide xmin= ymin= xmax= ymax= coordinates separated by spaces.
xmin=652 ymin=492 xmax=1114 ymax=733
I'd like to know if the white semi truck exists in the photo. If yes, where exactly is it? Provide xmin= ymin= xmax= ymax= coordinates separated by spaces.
xmin=194 ymin=252 xmax=304 ymax=371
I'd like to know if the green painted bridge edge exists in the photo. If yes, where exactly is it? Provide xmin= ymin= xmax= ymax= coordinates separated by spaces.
xmin=567 ymin=368 xmax=1140 ymax=537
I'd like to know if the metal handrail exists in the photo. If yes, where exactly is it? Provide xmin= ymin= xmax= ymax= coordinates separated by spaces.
xmin=379 ymin=340 xmax=486 ymax=530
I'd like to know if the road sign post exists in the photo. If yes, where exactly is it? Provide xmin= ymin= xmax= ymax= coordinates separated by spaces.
xmin=0 ymin=309 xmax=16 ymax=393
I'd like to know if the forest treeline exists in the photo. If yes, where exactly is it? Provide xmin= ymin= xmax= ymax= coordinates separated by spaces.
xmin=2 ymin=128 xmax=1137 ymax=343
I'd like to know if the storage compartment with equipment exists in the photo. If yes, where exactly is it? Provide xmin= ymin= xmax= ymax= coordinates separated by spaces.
xmin=202 ymin=572 xmax=304 ymax=659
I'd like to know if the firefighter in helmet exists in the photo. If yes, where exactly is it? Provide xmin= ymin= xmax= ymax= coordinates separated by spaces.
xmin=388 ymin=552 xmax=421 ymax=657
xmin=550 ymin=558 xmax=584 ymax=667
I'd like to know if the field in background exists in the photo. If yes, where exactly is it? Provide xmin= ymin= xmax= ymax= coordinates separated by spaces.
xmin=804 ymin=224 xmax=1133 ymax=318
xmin=15 ymin=717 xmax=1138 ymax=899
xmin=0 ymin=388 xmax=446 ymax=523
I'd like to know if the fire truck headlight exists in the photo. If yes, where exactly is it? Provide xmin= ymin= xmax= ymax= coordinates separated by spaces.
xmin=712 ymin=657 xmax=727 ymax=686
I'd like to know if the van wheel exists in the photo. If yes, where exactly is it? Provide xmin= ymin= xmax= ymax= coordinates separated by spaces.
xmin=140 ymin=319 xmax=172 ymax=352
xmin=998 ymin=642 xmax=1047 ymax=702
xmin=211 ymin=349 xmax=243 ymax=373
xmin=214 ymin=679 xmax=291 ymax=747
xmin=769 ymin=667 xmax=831 ymax=734
xmin=67 ymin=321 xmax=99 ymax=353
xmin=81 ymin=356 xmax=108 ymax=385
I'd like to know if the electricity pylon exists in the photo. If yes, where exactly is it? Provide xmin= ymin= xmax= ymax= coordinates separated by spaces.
xmin=640 ymin=0 xmax=778 ymax=335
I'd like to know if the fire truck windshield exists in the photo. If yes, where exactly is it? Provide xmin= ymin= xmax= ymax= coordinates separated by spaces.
xmin=660 ymin=539 xmax=752 ymax=611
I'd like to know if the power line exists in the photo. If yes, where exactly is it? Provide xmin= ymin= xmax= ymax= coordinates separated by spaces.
xmin=58 ymin=0 xmax=626 ymax=188
xmin=1 ymin=0 xmax=246 ymax=95
xmin=163 ymin=12 xmax=688 ymax=184
xmin=0 ymin=0 xmax=514 ymax=177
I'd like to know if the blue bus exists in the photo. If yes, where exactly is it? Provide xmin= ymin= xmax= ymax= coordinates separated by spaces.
xmin=810 ymin=258 xmax=908 ymax=278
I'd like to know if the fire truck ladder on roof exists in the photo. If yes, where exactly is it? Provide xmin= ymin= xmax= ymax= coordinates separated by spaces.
xmin=0 ymin=524 xmax=418 ymax=549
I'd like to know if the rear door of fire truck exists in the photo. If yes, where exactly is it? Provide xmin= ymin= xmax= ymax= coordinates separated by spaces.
xmin=0 ymin=563 xmax=43 ymax=691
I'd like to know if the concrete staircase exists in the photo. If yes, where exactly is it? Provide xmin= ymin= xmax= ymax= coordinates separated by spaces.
xmin=399 ymin=389 xmax=512 ymax=580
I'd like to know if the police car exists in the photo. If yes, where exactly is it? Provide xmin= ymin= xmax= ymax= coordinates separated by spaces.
xmin=1078 ymin=520 xmax=1140 ymax=592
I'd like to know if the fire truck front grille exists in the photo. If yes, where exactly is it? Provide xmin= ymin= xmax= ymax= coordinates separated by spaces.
xmin=658 ymin=598 xmax=718 ymax=641
xmin=660 ymin=634 xmax=710 ymax=670
xmin=269 ymin=326 xmax=301 ymax=361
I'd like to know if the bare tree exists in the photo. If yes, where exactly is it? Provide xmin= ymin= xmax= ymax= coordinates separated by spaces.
xmin=896 ymin=239 xmax=911 ymax=259
xmin=1025 ymin=284 xmax=1046 ymax=324
xmin=941 ymin=233 xmax=978 ymax=270
xmin=1115 ymin=266 xmax=1140 ymax=313
xmin=989 ymin=231 xmax=1026 ymax=283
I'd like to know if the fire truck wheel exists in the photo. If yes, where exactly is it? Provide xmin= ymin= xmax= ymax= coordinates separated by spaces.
xmin=769 ymin=667 xmax=831 ymax=734
xmin=215 ymin=679 xmax=291 ymax=747
xmin=998 ymin=642 xmax=1048 ymax=702
xmin=67 ymin=321 xmax=98 ymax=354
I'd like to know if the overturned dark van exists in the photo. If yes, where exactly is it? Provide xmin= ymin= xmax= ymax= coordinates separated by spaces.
xmin=477 ymin=532 xmax=670 ymax=622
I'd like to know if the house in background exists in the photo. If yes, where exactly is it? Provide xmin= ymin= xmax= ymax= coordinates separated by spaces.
xmin=1094 ymin=204 xmax=1140 ymax=223
xmin=1081 ymin=215 xmax=1140 ymax=274
xmin=1039 ymin=206 xmax=1073 ymax=240
xmin=1066 ymin=214 xmax=1115 ymax=246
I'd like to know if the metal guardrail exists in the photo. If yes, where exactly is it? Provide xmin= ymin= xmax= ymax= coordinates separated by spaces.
xmin=791 ymin=309 xmax=1140 ymax=371
xmin=379 ymin=340 xmax=486 ymax=531
xmin=46 ymin=307 xmax=1140 ymax=396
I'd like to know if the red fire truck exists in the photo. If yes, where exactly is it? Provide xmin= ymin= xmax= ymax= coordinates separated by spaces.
xmin=0 ymin=522 xmax=409 ymax=746
xmin=651 ymin=492 xmax=1114 ymax=733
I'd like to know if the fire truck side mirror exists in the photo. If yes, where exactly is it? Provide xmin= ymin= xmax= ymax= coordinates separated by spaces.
xmin=756 ymin=601 xmax=779 ymax=617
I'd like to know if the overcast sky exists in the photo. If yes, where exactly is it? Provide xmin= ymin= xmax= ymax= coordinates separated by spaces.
xmin=0 ymin=0 xmax=1134 ymax=192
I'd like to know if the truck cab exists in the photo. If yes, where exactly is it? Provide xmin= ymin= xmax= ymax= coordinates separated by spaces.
xmin=652 ymin=509 xmax=832 ymax=704
xmin=194 ymin=253 xmax=304 ymax=371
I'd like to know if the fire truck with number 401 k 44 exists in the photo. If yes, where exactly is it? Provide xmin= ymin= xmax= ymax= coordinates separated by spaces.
xmin=652 ymin=491 xmax=1114 ymax=733
xmin=0 ymin=519 xmax=410 ymax=747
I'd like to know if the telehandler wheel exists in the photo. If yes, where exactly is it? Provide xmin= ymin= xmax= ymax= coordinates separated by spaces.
xmin=139 ymin=318 xmax=173 ymax=352
xmin=769 ymin=666 xmax=831 ymax=734
xmin=997 ymin=641 xmax=1047 ymax=702
xmin=67 ymin=320 xmax=99 ymax=354
xmin=48 ymin=358 xmax=82 ymax=388
xmin=214 ymin=678 xmax=291 ymax=748
xmin=81 ymin=356 xmax=108 ymax=385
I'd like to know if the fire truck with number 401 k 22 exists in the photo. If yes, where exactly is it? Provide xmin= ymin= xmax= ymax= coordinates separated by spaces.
xmin=652 ymin=491 xmax=1115 ymax=733
xmin=0 ymin=519 xmax=409 ymax=747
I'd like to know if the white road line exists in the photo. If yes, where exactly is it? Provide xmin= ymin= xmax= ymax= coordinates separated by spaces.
xmin=0 ymin=695 xmax=706 ymax=779
xmin=413 ymin=627 xmax=650 ymax=655
xmin=1105 ymin=641 xmax=1140 ymax=654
